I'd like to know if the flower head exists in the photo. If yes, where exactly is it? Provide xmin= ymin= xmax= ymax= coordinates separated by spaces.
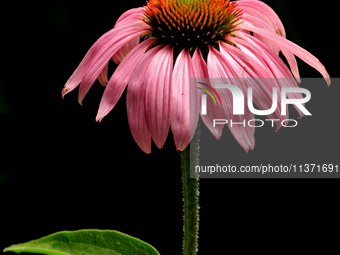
xmin=143 ymin=0 xmax=242 ymax=51
xmin=62 ymin=0 xmax=330 ymax=153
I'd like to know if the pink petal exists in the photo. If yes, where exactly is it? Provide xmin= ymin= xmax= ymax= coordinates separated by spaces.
xmin=207 ymin=46 xmax=255 ymax=152
xmin=237 ymin=0 xmax=300 ymax=81
xmin=220 ymin=41 xmax=284 ymax=128
xmin=240 ymin=13 xmax=280 ymax=55
xmin=171 ymin=48 xmax=195 ymax=151
xmin=192 ymin=48 xmax=224 ymax=140
xmin=62 ymin=20 xmax=149 ymax=100
xmin=232 ymin=32 xmax=304 ymax=118
xmin=225 ymin=42 xmax=287 ymax=128
xmin=62 ymin=27 xmax=120 ymax=98
xmin=111 ymin=7 xmax=145 ymax=64
xmin=144 ymin=44 xmax=173 ymax=149
xmin=237 ymin=0 xmax=286 ymax=37
xmin=78 ymin=21 xmax=149 ymax=105
xmin=189 ymin=49 xmax=200 ymax=142
xmin=238 ymin=23 xmax=331 ymax=86
xmin=233 ymin=32 xmax=294 ymax=79
xmin=96 ymin=38 xmax=155 ymax=122
xmin=281 ymin=48 xmax=300 ymax=84
xmin=114 ymin=7 xmax=145 ymax=27
xmin=126 ymin=45 xmax=164 ymax=154
xmin=97 ymin=62 xmax=109 ymax=86
xmin=112 ymin=37 xmax=140 ymax=64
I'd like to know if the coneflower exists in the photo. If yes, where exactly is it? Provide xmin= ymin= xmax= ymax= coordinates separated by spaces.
xmin=62 ymin=0 xmax=330 ymax=153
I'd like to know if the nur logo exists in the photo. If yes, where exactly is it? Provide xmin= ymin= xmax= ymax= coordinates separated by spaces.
xmin=197 ymin=82 xmax=312 ymax=116
xmin=196 ymin=82 xmax=222 ymax=115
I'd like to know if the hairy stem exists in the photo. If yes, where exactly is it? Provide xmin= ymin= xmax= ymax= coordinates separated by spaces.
xmin=181 ymin=124 xmax=200 ymax=255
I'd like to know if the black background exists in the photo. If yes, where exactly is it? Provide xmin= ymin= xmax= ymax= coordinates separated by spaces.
xmin=1 ymin=0 xmax=339 ymax=254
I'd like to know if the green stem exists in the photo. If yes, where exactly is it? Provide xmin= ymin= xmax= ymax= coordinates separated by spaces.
xmin=181 ymin=124 xmax=200 ymax=255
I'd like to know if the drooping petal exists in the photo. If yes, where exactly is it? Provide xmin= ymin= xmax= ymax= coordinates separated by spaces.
xmin=114 ymin=7 xmax=145 ymax=27
xmin=232 ymin=32 xmax=304 ymax=118
xmin=281 ymin=48 xmax=300 ymax=83
xmin=238 ymin=22 xmax=331 ymax=86
xmin=144 ymin=44 xmax=173 ymax=149
xmin=96 ymin=38 xmax=155 ymax=122
xmin=112 ymin=7 xmax=144 ymax=64
xmin=233 ymin=32 xmax=295 ymax=80
xmin=97 ymin=62 xmax=109 ymax=86
xmin=237 ymin=0 xmax=286 ymax=36
xmin=237 ymin=0 xmax=300 ymax=81
xmin=192 ymin=48 xmax=224 ymax=140
xmin=62 ymin=20 xmax=149 ymax=100
xmin=126 ymin=45 xmax=164 ymax=154
xmin=189 ymin=49 xmax=201 ymax=142
xmin=240 ymin=13 xmax=279 ymax=55
xmin=78 ymin=21 xmax=150 ymax=105
xmin=62 ymin=27 xmax=120 ymax=98
xmin=171 ymin=48 xmax=195 ymax=151
xmin=207 ymin=46 xmax=255 ymax=152
xmin=112 ymin=37 xmax=140 ymax=64
xmin=220 ymin=41 xmax=284 ymax=129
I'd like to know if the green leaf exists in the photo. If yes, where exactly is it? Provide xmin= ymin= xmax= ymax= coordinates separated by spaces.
xmin=3 ymin=229 xmax=160 ymax=255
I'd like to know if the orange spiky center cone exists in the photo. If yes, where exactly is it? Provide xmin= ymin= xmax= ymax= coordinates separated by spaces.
xmin=143 ymin=0 xmax=242 ymax=51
